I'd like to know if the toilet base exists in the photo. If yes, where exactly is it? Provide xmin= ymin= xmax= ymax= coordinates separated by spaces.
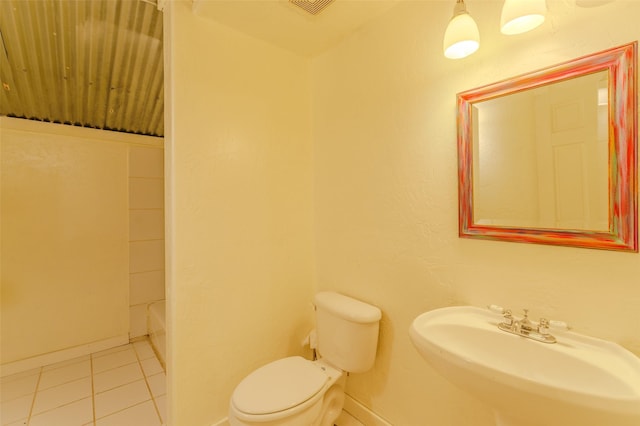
xmin=316 ymin=384 xmax=345 ymax=426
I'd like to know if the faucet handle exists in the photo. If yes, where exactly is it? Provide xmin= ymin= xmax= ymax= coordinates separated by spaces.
xmin=538 ymin=318 xmax=550 ymax=335
xmin=502 ymin=309 xmax=513 ymax=325
xmin=537 ymin=318 xmax=569 ymax=333
xmin=487 ymin=304 xmax=505 ymax=314
xmin=549 ymin=320 xmax=570 ymax=331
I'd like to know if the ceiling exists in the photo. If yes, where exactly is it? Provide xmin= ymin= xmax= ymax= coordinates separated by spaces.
xmin=0 ymin=0 xmax=164 ymax=137
xmin=193 ymin=0 xmax=402 ymax=57
xmin=0 ymin=0 xmax=401 ymax=137
xmin=0 ymin=1 xmax=617 ymax=138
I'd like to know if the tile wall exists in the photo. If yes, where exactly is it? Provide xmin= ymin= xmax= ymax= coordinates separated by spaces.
xmin=128 ymin=146 xmax=165 ymax=338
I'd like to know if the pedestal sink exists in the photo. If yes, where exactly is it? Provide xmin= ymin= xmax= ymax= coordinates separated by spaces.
xmin=409 ymin=306 xmax=640 ymax=426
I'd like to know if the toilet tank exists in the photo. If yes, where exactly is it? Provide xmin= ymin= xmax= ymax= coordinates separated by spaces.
xmin=314 ymin=292 xmax=382 ymax=373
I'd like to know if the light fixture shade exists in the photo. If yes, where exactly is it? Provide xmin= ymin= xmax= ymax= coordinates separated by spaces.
xmin=500 ymin=0 xmax=546 ymax=35
xmin=443 ymin=3 xmax=480 ymax=59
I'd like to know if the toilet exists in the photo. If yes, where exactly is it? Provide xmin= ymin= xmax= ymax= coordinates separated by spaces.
xmin=228 ymin=291 xmax=382 ymax=426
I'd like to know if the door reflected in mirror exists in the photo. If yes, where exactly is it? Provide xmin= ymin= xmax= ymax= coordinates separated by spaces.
xmin=473 ymin=70 xmax=609 ymax=231
xmin=458 ymin=42 xmax=637 ymax=251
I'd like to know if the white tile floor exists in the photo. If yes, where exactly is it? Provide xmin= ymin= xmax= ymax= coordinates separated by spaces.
xmin=1 ymin=339 xmax=166 ymax=426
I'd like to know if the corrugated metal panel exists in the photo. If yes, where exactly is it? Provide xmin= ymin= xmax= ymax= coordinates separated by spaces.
xmin=0 ymin=0 xmax=163 ymax=137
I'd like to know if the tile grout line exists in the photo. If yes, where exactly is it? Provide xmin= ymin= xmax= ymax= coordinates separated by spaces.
xmin=93 ymin=399 xmax=155 ymax=423
xmin=24 ymin=367 xmax=43 ymax=425
xmin=5 ymin=343 xmax=161 ymax=425
xmin=93 ymin=374 xmax=147 ymax=397
xmin=93 ymin=359 xmax=139 ymax=376
xmin=35 ymin=359 xmax=92 ymax=394
xmin=90 ymin=353 xmax=97 ymax=425
xmin=91 ymin=346 xmax=144 ymax=397
xmin=91 ymin=345 xmax=131 ymax=360
xmin=134 ymin=339 xmax=163 ymax=425
xmin=24 ymin=395 xmax=94 ymax=423
xmin=40 ymin=355 xmax=90 ymax=372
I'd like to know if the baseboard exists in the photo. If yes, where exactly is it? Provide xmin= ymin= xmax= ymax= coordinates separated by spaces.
xmin=211 ymin=418 xmax=229 ymax=426
xmin=0 ymin=334 xmax=129 ymax=377
xmin=343 ymin=394 xmax=392 ymax=426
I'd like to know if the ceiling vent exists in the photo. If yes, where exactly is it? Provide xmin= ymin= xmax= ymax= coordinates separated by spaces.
xmin=289 ymin=0 xmax=335 ymax=16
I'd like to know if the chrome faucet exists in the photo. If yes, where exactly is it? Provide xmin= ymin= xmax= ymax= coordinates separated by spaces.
xmin=496 ymin=307 xmax=558 ymax=344
xmin=513 ymin=308 xmax=534 ymax=333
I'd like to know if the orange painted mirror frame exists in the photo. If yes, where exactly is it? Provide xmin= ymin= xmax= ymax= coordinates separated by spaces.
xmin=458 ymin=42 xmax=637 ymax=251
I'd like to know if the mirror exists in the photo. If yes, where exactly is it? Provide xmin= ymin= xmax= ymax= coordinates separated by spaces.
xmin=458 ymin=42 xmax=637 ymax=251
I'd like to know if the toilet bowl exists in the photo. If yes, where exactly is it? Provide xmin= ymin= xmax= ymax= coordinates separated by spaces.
xmin=228 ymin=292 xmax=381 ymax=426
xmin=229 ymin=357 xmax=345 ymax=426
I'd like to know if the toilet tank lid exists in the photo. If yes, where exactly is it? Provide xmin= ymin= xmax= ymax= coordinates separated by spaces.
xmin=232 ymin=356 xmax=328 ymax=415
xmin=314 ymin=292 xmax=382 ymax=324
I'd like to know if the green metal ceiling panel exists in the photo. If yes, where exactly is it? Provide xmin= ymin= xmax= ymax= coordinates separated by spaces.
xmin=0 ymin=0 xmax=164 ymax=137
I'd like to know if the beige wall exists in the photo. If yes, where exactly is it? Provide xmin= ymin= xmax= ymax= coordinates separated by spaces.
xmin=167 ymin=1 xmax=640 ymax=425
xmin=164 ymin=1 xmax=315 ymax=424
xmin=312 ymin=1 xmax=640 ymax=425
xmin=0 ymin=117 xmax=160 ymax=365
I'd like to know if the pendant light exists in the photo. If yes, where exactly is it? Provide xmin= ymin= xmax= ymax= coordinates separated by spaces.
xmin=500 ymin=0 xmax=547 ymax=35
xmin=443 ymin=0 xmax=480 ymax=59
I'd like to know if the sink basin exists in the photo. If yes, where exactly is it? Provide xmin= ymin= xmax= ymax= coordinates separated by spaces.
xmin=409 ymin=306 xmax=640 ymax=426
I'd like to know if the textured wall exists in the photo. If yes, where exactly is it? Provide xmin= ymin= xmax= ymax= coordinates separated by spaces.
xmin=1 ymin=118 xmax=131 ymax=363
xmin=312 ymin=1 xmax=640 ymax=425
xmin=165 ymin=1 xmax=640 ymax=425
xmin=164 ymin=1 xmax=315 ymax=424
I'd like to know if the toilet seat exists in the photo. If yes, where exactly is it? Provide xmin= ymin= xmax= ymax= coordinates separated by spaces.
xmin=232 ymin=356 xmax=329 ymax=415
